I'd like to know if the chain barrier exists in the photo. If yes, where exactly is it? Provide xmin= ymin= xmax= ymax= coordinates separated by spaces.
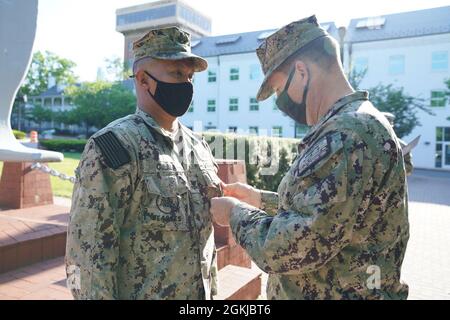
xmin=30 ymin=162 xmax=76 ymax=184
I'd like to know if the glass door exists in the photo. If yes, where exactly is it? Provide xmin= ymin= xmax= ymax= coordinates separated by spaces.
xmin=436 ymin=127 xmax=450 ymax=169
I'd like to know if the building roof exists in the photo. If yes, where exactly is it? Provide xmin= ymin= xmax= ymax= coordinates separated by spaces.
xmin=347 ymin=5 xmax=450 ymax=43
xmin=192 ymin=22 xmax=338 ymax=58
xmin=34 ymin=85 xmax=72 ymax=98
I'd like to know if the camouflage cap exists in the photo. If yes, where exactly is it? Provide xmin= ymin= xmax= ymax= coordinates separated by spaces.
xmin=133 ymin=26 xmax=208 ymax=72
xmin=256 ymin=15 xmax=329 ymax=101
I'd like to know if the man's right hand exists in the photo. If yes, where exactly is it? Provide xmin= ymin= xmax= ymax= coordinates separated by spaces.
xmin=221 ymin=182 xmax=262 ymax=208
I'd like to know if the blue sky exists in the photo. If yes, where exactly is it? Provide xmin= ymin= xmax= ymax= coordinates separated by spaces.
xmin=33 ymin=0 xmax=450 ymax=81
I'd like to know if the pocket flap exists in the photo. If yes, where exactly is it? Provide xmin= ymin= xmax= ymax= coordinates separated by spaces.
xmin=145 ymin=174 xmax=188 ymax=197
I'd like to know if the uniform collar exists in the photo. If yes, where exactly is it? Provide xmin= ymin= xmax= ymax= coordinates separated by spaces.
xmin=135 ymin=107 xmax=182 ymax=143
xmin=300 ymin=91 xmax=369 ymax=148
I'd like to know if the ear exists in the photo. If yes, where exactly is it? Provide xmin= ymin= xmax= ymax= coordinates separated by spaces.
xmin=294 ymin=60 xmax=309 ymax=85
xmin=135 ymin=70 xmax=151 ymax=91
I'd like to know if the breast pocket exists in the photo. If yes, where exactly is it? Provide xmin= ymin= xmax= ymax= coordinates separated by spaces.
xmin=141 ymin=173 xmax=190 ymax=231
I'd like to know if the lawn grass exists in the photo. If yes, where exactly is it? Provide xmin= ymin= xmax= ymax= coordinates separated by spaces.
xmin=0 ymin=152 xmax=81 ymax=199
xmin=47 ymin=152 xmax=81 ymax=198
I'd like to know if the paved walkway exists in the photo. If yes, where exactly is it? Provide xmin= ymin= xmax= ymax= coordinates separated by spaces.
xmin=401 ymin=169 xmax=450 ymax=300
xmin=0 ymin=257 xmax=71 ymax=300
xmin=0 ymin=169 xmax=449 ymax=300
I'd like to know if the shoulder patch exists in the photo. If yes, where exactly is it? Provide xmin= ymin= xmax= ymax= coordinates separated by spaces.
xmin=294 ymin=132 xmax=343 ymax=177
xmin=93 ymin=131 xmax=131 ymax=169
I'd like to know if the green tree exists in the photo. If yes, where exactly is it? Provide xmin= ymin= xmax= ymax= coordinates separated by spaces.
xmin=63 ymin=81 xmax=136 ymax=137
xmin=19 ymin=51 xmax=77 ymax=97
xmin=368 ymin=85 xmax=431 ymax=138
xmin=348 ymin=68 xmax=367 ymax=90
xmin=254 ymin=148 xmax=291 ymax=192
xmin=27 ymin=104 xmax=53 ymax=131
xmin=348 ymin=68 xmax=431 ymax=138
xmin=104 ymin=56 xmax=132 ymax=81
xmin=12 ymin=51 xmax=77 ymax=130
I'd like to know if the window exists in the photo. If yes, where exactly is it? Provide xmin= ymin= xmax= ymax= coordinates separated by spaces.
xmin=353 ymin=57 xmax=368 ymax=74
xmin=446 ymin=145 xmax=450 ymax=166
xmin=249 ymin=126 xmax=259 ymax=135
xmin=207 ymin=99 xmax=216 ymax=112
xmin=431 ymin=91 xmax=447 ymax=107
xmin=295 ymin=124 xmax=309 ymax=138
xmin=435 ymin=127 xmax=450 ymax=168
xmin=228 ymin=126 xmax=237 ymax=133
xmin=230 ymin=68 xmax=239 ymax=81
xmin=205 ymin=126 xmax=217 ymax=132
xmin=188 ymin=101 xmax=194 ymax=113
xmin=272 ymin=126 xmax=283 ymax=137
xmin=229 ymin=98 xmax=239 ymax=111
xmin=216 ymin=36 xmax=241 ymax=45
xmin=389 ymin=55 xmax=405 ymax=75
xmin=436 ymin=143 xmax=442 ymax=168
xmin=249 ymin=98 xmax=259 ymax=111
xmin=432 ymin=51 xmax=448 ymax=71
xmin=249 ymin=64 xmax=262 ymax=80
xmin=356 ymin=17 xmax=386 ymax=29
xmin=179 ymin=4 xmax=212 ymax=32
xmin=117 ymin=5 xmax=177 ymax=26
xmin=44 ymin=98 xmax=52 ymax=107
xmin=208 ymin=70 xmax=217 ymax=83
xmin=53 ymin=98 xmax=62 ymax=106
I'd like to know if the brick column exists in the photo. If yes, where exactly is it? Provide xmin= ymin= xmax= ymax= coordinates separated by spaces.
xmin=0 ymin=162 xmax=53 ymax=209
xmin=215 ymin=159 xmax=252 ymax=270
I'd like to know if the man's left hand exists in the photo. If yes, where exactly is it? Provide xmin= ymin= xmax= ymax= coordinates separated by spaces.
xmin=210 ymin=197 xmax=241 ymax=227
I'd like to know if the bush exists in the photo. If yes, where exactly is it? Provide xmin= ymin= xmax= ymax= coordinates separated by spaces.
xmin=40 ymin=139 xmax=87 ymax=153
xmin=13 ymin=130 xmax=26 ymax=140
xmin=202 ymin=132 xmax=300 ymax=192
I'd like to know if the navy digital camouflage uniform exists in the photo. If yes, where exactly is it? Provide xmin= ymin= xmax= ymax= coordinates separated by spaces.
xmin=230 ymin=17 xmax=410 ymax=300
xmin=65 ymin=27 xmax=222 ymax=300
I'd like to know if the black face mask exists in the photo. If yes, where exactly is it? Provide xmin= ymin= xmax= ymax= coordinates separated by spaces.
xmin=145 ymin=71 xmax=193 ymax=117
xmin=275 ymin=67 xmax=310 ymax=125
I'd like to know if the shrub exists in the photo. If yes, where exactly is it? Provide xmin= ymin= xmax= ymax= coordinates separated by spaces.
xmin=202 ymin=132 xmax=300 ymax=192
xmin=40 ymin=139 xmax=87 ymax=153
xmin=13 ymin=130 xmax=26 ymax=140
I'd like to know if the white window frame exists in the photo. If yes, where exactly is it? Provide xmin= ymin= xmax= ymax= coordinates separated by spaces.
xmin=207 ymin=99 xmax=216 ymax=112
xmin=230 ymin=67 xmax=239 ymax=81
xmin=229 ymin=98 xmax=239 ymax=111
xmin=249 ymin=98 xmax=259 ymax=111
xmin=208 ymin=70 xmax=217 ymax=83
xmin=249 ymin=126 xmax=259 ymax=135
xmin=388 ymin=55 xmax=405 ymax=75
xmin=432 ymin=51 xmax=448 ymax=72
xmin=431 ymin=90 xmax=447 ymax=108
xmin=272 ymin=126 xmax=283 ymax=137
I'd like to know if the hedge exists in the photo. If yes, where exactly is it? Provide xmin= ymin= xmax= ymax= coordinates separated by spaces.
xmin=13 ymin=130 xmax=26 ymax=140
xmin=39 ymin=139 xmax=87 ymax=153
xmin=201 ymin=132 xmax=300 ymax=192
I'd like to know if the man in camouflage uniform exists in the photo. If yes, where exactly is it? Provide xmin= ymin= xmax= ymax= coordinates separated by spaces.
xmin=211 ymin=16 xmax=410 ymax=299
xmin=65 ymin=27 xmax=222 ymax=300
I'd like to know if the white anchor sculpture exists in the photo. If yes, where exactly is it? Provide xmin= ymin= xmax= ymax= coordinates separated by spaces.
xmin=0 ymin=0 xmax=63 ymax=163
